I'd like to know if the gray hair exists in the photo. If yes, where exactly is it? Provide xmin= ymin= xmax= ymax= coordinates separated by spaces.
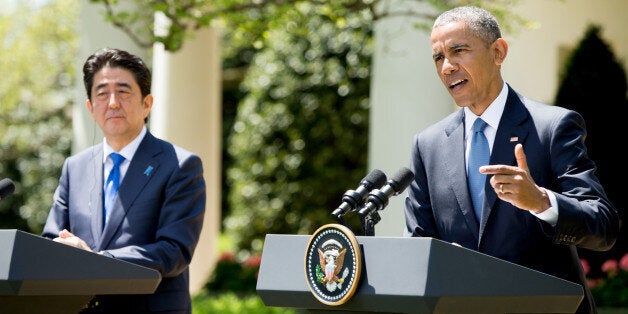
xmin=433 ymin=6 xmax=502 ymax=46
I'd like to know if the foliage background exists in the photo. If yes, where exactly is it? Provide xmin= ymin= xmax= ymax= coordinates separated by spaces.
xmin=224 ymin=3 xmax=372 ymax=253
xmin=554 ymin=24 xmax=628 ymax=278
xmin=0 ymin=0 xmax=76 ymax=233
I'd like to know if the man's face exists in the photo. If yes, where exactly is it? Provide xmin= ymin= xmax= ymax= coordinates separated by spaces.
xmin=86 ymin=66 xmax=152 ymax=147
xmin=430 ymin=21 xmax=505 ymax=113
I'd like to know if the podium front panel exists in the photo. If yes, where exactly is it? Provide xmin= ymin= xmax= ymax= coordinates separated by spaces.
xmin=0 ymin=229 xmax=161 ymax=313
xmin=256 ymin=234 xmax=583 ymax=313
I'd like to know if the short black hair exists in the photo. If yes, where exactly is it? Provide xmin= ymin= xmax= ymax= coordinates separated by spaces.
xmin=433 ymin=6 xmax=502 ymax=47
xmin=82 ymin=48 xmax=151 ymax=101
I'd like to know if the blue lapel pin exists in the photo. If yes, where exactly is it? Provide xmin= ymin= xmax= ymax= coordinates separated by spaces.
xmin=144 ymin=166 xmax=154 ymax=176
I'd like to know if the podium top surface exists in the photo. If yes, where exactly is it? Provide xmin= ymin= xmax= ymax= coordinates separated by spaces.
xmin=0 ymin=229 xmax=161 ymax=295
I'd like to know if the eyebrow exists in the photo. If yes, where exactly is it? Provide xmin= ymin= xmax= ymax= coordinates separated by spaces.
xmin=432 ymin=51 xmax=443 ymax=60
xmin=94 ymin=82 xmax=132 ymax=90
xmin=432 ymin=43 xmax=470 ymax=60
xmin=449 ymin=43 xmax=470 ymax=50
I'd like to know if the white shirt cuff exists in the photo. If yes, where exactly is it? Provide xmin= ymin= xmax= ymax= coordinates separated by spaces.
xmin=530 ymin=188 xmax=558 ymax=226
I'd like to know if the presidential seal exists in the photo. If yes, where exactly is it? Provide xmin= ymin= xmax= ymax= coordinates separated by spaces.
xmin=304 ymin=223 xmax=362 ymax=306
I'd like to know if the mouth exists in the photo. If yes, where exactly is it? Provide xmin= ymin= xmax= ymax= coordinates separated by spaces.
xmin=448 ymin=79 xmax=467 ymax=90
xmin=106 ymin=115 xmax=124 ymax=121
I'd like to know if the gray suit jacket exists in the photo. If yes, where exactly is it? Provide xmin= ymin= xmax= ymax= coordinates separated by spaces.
xmin=43 ymin=131 xmax=206 ymax=313
xmin=404 ymin=85 xmax=620 ymax=313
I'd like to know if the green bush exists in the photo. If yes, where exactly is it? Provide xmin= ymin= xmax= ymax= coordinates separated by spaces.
xmin=192 ymin=291 xmax=294 ymax=314
xmin=0 ymin=0 xmax=75 ymax=233
xmin=583 ymin=254 xmax=628 ymax=308
xmin=204 ymin=252 xmax=261 ymax=293
xmin=225 ymin=3 xmax=373 ymax=254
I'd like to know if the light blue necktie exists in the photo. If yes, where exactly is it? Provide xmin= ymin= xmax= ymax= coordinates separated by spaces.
xmin=468 ymin=118 xmax=489 ymax=223
xmin=104 ymin=152 xmax=125 ymax=225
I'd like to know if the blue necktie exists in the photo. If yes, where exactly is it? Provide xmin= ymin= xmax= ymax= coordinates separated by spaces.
xmin=104 ymin=153 xmax=125 ymax=225
xmin=468 ymin=118 xmax=489 ymax=223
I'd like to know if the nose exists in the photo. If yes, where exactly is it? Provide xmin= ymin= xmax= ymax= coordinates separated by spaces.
xmin=107 ymin=92 xmax=121 ymax=109
xmin=441 ymin=57 xmax=457 ymax=75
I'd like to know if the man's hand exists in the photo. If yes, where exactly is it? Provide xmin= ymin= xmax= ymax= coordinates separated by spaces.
xmin=53 ymin=229 xmax=92 ymax=251
xmin=479 ymin=143 xmax=551 ymax=214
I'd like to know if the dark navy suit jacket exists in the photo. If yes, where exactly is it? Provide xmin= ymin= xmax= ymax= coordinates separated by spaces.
xmin=43 ymin=131 xmax=206 ymax=313
xmin=404 ymin=85 xmax=620 ymax=313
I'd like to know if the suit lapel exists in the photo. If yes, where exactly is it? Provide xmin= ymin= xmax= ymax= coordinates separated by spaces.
xmin=98 ymin=132 xmax=162 ymax=250
xmin=479 ymin=86 xmax=530 ymax=240
xmin=89 ymin=145 xmax=105 ymax=243
xmin=444 ymin=110 xmax=480 ymax=240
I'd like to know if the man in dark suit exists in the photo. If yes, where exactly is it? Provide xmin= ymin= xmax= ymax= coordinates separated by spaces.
xmin=42 ymin=48 xmax=206 ymax=313
xmin=403 ymin=6 xmax=620 ymax=314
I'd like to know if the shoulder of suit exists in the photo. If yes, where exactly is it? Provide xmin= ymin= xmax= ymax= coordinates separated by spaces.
xmin=520 ymin=95 xmax=571 ymax=116
xmin=145 ymin=133 xmax=200 ymax=164
xmin=417 ymin=108 xmax=463 ymax=140
xmin=67 ymin=144 xmax=102 ymax=163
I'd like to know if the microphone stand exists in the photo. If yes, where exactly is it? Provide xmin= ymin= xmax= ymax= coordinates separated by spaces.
xmin=361 ymin=210 xmax=380 ymax=236
xmin=333 ymin=212 xmax=348 ymax=228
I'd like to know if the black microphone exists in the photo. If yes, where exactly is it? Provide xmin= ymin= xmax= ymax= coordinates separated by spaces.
xmin=0 ymin=178 xmax=15 ymax=200
xmin=358 ymin=167 xmax=414 ymax=216
xmin=332 ymin=169 xmax=387 ymax=217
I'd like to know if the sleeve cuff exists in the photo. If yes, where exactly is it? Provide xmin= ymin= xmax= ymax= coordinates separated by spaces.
xmin=529 ymin=188 xmax=558 ymax=226
xmin=98 ymin=250 xmax=114 ymax=258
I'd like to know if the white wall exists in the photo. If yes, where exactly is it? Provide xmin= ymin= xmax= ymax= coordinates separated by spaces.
xmin=505 ymin=0 xmax=628 ymax=103
xmin=369 ymin=0 xmax=452 ymax=236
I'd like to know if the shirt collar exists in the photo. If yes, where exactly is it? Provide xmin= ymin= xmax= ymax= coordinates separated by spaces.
xmin=102 ymin=126 xmax=147 ymax=163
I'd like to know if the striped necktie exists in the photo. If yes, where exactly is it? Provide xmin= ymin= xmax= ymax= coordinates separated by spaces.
xmin=104 ymin=152 xmax=125 ymax=225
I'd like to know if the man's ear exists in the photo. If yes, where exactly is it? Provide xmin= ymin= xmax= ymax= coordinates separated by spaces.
xmin=85 ymin=99 xmax=93 ymax=112
xmin=493 ymin=38 xmax=508 ymax=65
xmin=142 ymin=94 xmax=153 ymax=120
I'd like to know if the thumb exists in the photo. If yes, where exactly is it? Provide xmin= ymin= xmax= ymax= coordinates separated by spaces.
xmin=514 ymin=143 xmax=529 ymax=172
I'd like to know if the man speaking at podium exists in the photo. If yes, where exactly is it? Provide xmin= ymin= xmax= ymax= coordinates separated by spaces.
xmin=42 ymin=48 xmax=206 ymax=313
xmin=403 ymin=6 xmax=620 ymax=314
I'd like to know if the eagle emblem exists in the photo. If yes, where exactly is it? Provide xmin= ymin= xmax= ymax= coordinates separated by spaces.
xmin=318 ymin=247 xmax=346 ymax=284
xmin=304 ymin=223 xmax=362 ymax=305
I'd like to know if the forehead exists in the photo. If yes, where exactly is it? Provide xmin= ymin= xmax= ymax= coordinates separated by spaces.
xmin=430 ymin=22 xmax=477 ymax=50
xmin=92 ymin=66 xmax=138 ymax=89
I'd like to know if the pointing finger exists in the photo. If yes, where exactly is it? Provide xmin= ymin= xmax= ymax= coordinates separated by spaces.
xmin=514 ymin=143 xmax=529 ymax=173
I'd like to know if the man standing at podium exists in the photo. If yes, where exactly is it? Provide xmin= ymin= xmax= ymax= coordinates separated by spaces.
xmin=42 ymin=48 xmax=206 ymax=313
xmin=403 ymin=6 xmax=620 ymax=313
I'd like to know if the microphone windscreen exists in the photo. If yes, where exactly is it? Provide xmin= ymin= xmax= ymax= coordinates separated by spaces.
xmin=0 ymin=178 xmax=15 ymax=199
xmin=390 ymin=167 xmax=414 ymax=193
xmin=363 ymin=169 xmax=387 ymax=188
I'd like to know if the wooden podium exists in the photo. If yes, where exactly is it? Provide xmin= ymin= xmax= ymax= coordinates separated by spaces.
xmin=0 ymin=229 xmax=161 ymax=314
xmin=256 ymin=234 xmax=584 ymax=313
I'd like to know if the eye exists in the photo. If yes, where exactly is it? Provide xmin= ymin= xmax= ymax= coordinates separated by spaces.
xmin=95 ymin=91 xmax=109 ymax=101
xmin=117 ymin=89 xmax=132 ymax=100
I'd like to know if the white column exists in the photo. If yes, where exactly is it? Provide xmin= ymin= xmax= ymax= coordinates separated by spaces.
xmin=369 ymin=0 xmax=453 ymax=236
xmin=151 ymin=18 xmax=222 ymax=294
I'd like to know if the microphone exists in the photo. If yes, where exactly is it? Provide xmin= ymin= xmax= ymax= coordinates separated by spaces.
xmin=0 ymin=178 xmax=15 ymax=200
xmin=358 ymin=167 xmax=414 ymax=216
xmin=332 ymin=169 xmax=387 ymax=217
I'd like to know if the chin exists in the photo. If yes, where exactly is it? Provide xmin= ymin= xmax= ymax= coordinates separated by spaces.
xmin=453 ymin=101 xmax=471 ymax=108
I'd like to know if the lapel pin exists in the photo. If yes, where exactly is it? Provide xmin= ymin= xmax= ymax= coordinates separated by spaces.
xmin=144 ymin=166 xmax=154 ymax=176
xmin=510 ymin=136 xmax=518 ymax=142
